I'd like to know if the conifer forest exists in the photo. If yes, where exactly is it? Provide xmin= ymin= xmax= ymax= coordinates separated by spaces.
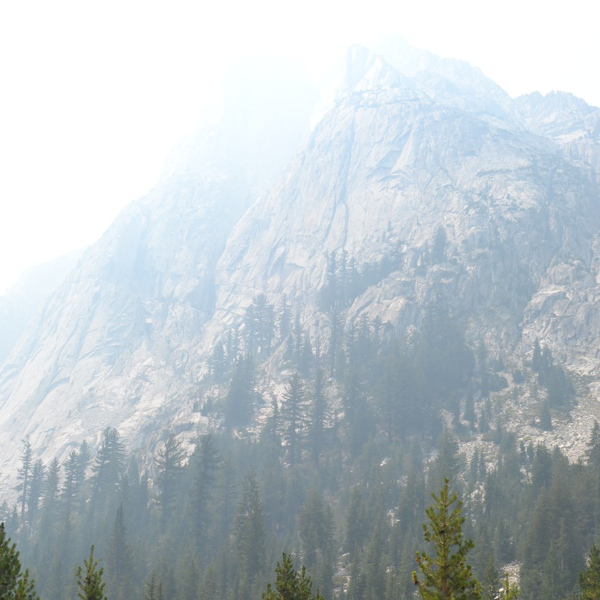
xmin=2 ymin=286 xmax=600 ymax=600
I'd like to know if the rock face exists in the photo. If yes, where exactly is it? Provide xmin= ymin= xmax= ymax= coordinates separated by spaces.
xmin=210 ymin=46 xmax=600 ymax=365
xmin=0 ymin=59 xmax=317 ymax=483
xmin=1 ymin=43 xmax=600 ymax=487
xmin=0 ymin=251 xmax=80 ymax=365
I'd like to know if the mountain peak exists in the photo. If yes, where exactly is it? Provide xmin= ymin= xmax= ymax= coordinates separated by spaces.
xmin=2 ymin=40 xmax=600 ymax=496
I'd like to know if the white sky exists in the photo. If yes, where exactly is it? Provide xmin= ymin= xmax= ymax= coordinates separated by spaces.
xmin=0 ymin=0 xmax=599 ymax=293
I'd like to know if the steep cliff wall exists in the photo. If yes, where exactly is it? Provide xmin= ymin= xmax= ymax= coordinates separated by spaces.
xmin=1 ymin=45 xmax=600 ymax=490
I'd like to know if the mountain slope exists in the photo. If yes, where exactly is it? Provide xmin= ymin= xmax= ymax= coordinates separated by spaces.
xmin=0 ymin=59 xmax=317 ymax=483
xmin=209 ymin=47 xmax=600 ymax=365
xmin=1 ymin=43 xmax=600 ymax=491
xmin=0 ymin=250 xmax=81 ymax=365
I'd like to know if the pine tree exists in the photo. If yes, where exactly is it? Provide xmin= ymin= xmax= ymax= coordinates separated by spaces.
xmin=587 ymin=421 xmax=600 ymax=471
xmin=75 ymin=440 xmax=91 ymax=515
xmin=531 ymin=444 xmax=553 ymax=492
xmin=27 ymin=459 xmax=44 ymax=526
xmin=199 ymin=561 xmax=218 ymax=600
xmin=431 ymin=226 xmax=447 ymax=264
xmin=481 ymin=555 xmax=498 ymax=600
xmin=431 ymin=429 xmax=460 ymax=493
xmin=76 ymin=440 xmax=91 ymax=484
xmin=235 ymin=471 xmax=266 ymax=583
xmin=76 ymin=546 xmax=107 ymax=600
xmin=319 ymin=252 xmax=338 ymax=314
xmin=298 ymin=491 xmax=335 ymax=598
xmin=90 ymin=427 xmax=126 ymax=518
xmin=190 ymin=433 xmax=220 ymax=551
xmin=579 ymin=545 xmax=600 ymax=600
xmin=539 ymin=400 xmax=552 ymax=431
xmin=281 ymin=373 xmax=307 ymax=466
xmin=362 ymin=504 xmax=387 ymax=600
xmin=210 ymin=341 xmax=227 ymax=383
xmin=224 ymin=357 xmax=256 ymax=428
xmin=0 ymin=522 xmax=39 ymax=600
xmin=40 ymin=457 xmax=60 ymax=538
xmin=345 ymin=488 xmax=369 ymax=560
xmin=413 ymin=478 xmax=481 ymax=600
xmin=143 ymin=570 xmax=165 ymax=600
xmin=62 ymin=450 xmax=79 ymax=523
xmin=105 ymin=505 xmax=134 ymax=600
xmin=263 ymin=553 xmax=325 ymax=600
xmin=177 ymin=552 xmax=199 ymax=600
xmin=307 ymin=369 xmax=329 ymax=466
xmin=212 ymin=454 xmax=237 ymax=542
xmin=17 ymin=438 xmax=33 ymax=524
xmin=246 ymin=294 xmax=274 ymax=356
xmin=499 ymin=573 xmax=518 ymax=600
xmin=155 ymin=433 xmax=186 ymax=531
xmin=347 ymin=547 xmax=365 ymax=600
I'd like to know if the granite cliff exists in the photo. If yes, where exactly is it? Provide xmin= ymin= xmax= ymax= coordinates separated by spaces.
xmin=2 ymin=43 xmax=600 ymax=488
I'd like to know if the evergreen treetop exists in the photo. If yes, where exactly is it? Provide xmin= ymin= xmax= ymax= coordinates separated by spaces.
xmin=579 ymin=544 xmax=600 ymax=600
xmin=413 ymin=478 xmax=480 ymax=600
xmin=0 ymin=522 xmax=38 ymax=600
xmin=263 ymin=552 xmax=324 ymax=600
xmin=76 ymin=546 xmax=107 ymax=600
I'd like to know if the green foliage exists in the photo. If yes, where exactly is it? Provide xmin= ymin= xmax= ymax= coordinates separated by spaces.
xmin=307 ymin=369 xmax=329 ymax=465
xmin=244 ymin=294 xmax=275 ymax=356
xmin=190 ymin=433 xmax=221 ymax=550
xmin=224 ymin=357 xmax=257 ymax=428
xmin=281 ymin=373 xmax=308 ymax=466
xmin=345 ymin=488 xmax=369 ymax=559
xmin=235 ymin=470 xmax=266 ymax=581
xmin=579 ymin=544 xmax=600 ymax=600
xmin=3 ymin=305 xmax=597 ymax=600
xmin=431 ymin=429 xmax=460 ymax=493
xmin=413 ymin=479 xmax=480 ymax=600
xmin=76 ymin=546 xmax=107 ymax=600
xmin=106 ymin=504 xmax=133 ymax=600
xmin=587 ymin=420 xmax=600 ymax=470
xmin=539 ymin=400 xmax=552 ymax=431
xmin=499 ymin=573 xmax=519 ymax=600
xmin=533 ymin=343 xmax=574 ymax=410
xmin=263 ymin=553 xmax=325 ymax=600
xmin=480 ymin=557 xmax=518 ymax=600
xmin=90 ymin=427 xmax=126 ymax=518
xmin=143 ymin=570 xmax=165 ymax=600
xmin=481 ymin=555 xmax=498 ymax=600
xmin=520 ymin=474 xmax=583 ymax=600
xmin=416 ymin=299 xmax=474 ymax=411
xmin=298 ymin=491 xmax=335 ymax=598
xmin=27 ymin=459 xmax=44 ymax=525
xmin=0 ymin=522 xmax=38 ymax=600
xmin=155 ymin=433 xmax=186 ymax=530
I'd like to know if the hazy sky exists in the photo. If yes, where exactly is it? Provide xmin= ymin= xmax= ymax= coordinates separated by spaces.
xmin=1 ymin=0 xmax=599 ymax=293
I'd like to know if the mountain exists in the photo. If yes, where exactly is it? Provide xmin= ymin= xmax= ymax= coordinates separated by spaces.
xmin=0 ymin=57 xmax=317 ymax=484
xmin=209 ymin=45 xmax=600 ymax=371
xmin=0 ymin=250 xmax=81 ymax=365
xmin=1 ymin=42 xmax=600 ymax=491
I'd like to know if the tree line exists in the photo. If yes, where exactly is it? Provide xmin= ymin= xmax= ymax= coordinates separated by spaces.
xmin=0 ymin=285 xmax=592 ymax=600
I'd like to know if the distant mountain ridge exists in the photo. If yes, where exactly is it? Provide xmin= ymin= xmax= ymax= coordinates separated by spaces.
xmin=1 ymin=41 xmax=600 ymax=493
